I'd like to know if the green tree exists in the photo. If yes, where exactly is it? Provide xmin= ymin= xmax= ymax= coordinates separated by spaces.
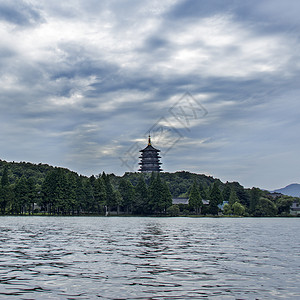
xmin=94 ymin=176 xmax=107 ymax=214
xmin=26 ymin=177 xmax=37 ymax=214
xmin=162 ymin=180 xmax=172 ymax=213
xmin=1 ymin=166 xmax=9 ymax=186
xmin=189 ymin=181 xmax=202 ymax=214
xmin=75 ymin=176 xmax=85 ymax=214
xmin=250 ymin=187 xmax=261 ymax=213
xmin=148 ymin=173 xmax=172 ymax=214
xmin=0 ymin=166 xmax=11 ymax=214
xmin=209 ymin=182 xmax=223 ymax=215
xmin=134 ymin=176 xmax=148 ymax=214
xmin=199 ymin=183 xmax=208 ymax=199
xmin=223 ymin=203 xmax=232 ymax=215
xmin=228 ymin=189 xmax=239 ymax=206
xmin=102 ymin=172 xmax=116 ymax=213
xmin=14 ymin=176 xmax=29 ymax=214
xmin=41 ymin=168 xmax=69 ymax=214
xmin=118 ymin=178 xmax=135 ymax=213
xmin=232 ymin=201 xmax=245 ymax=216
xmin=114 ymin=190 xmax=123 ymax=215
xmin=254 ymin=197 xmax=278 ymax=216
xmin=276 ymin=196 xmax=294 ymax=215
xmin=65 ymin=173 xmax=79 ymax=214
xmin=81 ymin=177 xmax=96 ymax=213
xmin=222 ymin=183 xmax=231 ymax=202
xmin=167 ymin=204 xmax=180 ymax=216
xmin=210 ymin=182 xmax=223 ymax=204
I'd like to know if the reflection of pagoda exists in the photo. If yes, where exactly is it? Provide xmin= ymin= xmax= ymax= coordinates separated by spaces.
xmin=139 ymin=135 xmax=162 ymax=172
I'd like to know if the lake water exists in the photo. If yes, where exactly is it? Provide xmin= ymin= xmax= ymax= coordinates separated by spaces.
xmin=0 ymin=217 xmax=299 ymax=299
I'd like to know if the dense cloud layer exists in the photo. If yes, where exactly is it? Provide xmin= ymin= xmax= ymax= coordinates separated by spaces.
xmin=0 ymin=0 xmax=300 ymax=190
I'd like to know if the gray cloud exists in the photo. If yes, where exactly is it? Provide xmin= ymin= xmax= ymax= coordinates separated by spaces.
xmin=0 ymin=0 xmax=43 ymax=26
xmin=0 ymin=0 xmax=299 ymax=189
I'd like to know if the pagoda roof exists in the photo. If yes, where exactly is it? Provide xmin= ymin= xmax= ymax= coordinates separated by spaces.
xmin=140 ymin=144 xmax=160 ymax=152
xmin=139 ymin=135 xmax=160 ymax=152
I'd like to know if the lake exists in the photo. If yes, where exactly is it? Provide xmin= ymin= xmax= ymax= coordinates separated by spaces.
xmin=0 ymin=217 xmax=299 ymax=299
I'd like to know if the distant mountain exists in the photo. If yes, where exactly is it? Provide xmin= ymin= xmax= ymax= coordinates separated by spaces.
xmin=273 ymin=183 xmax=300 ymax=197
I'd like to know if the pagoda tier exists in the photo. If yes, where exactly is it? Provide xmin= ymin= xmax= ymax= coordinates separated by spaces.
xmin=138 ymin=135 xmax=162 ymax=172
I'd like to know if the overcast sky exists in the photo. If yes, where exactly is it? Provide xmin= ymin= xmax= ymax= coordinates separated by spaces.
xmin=1 ymin=0 xmax=300 ymax=190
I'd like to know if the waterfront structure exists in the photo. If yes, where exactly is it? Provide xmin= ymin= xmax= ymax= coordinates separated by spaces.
xmin=139 ymin=135 xmax=162 ymax=172
xmin=290 ymin=201 xmax=300 ymax=215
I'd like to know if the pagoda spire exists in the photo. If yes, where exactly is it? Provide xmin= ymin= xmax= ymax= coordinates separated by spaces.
xmin=148 ymin=134 xmax=151 ymax=146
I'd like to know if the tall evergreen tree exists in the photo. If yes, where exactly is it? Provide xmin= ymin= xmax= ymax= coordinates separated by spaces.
xmin=14 ymin=176 xmax=29 ymax=214
xmin=210 ymin=182 xmax=223 ymax=204
xmin=26 ymin=177 xmax=37 ymax=214
xmin=0 ymin=166 xmax=11 ymax=213
xmin=148 ymin=173 xmax=172 ymax=214
xmin=82 ymin=178 xmax=95 ymax=213
xmin=102 ymin=173 xmax=116 ymax=212
xmin=75 ymin=176 xmax=85 ymax=214
xmin=66 ymin=173 xmax=79 ymax=214
xmin=1 ymin=166 xmax=9 ymax=186
xmin=94 ymin=176 xmax=107 ymax=214
xmin=189 ymin=181 xmax=202 ymax=214
xmin=161 ymin=180 xmax=172 ymax=213
xmin=222 ymin=183 xmax=231 ymax=202
xmin=118 ymin=178 xmax=134 ymax=213
xmin=209 ymin=182 xmax=223 ymax=215
xmin=134 ymin=176 xmax=148 ymax=214
xmin=199 ymin=182 xmax=208 ymax=199
xmin=250 ymin=187 xmax=261 ymax=213
xmin=228 ymin=189 xmax=239 ymax=206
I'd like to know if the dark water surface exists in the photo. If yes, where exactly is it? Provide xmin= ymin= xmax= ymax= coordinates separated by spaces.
xmin=0 ymin=217 xmax=299 ymax=299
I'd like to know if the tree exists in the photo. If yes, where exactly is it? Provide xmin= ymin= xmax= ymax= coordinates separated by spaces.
xmin=26 ymin=177 xmax=37 ymax=214
xmin=1 ymin=166 xmax=9 ymax=186
xmin=232 ymin=201 xmax=245 ymax=216
xmin=210 ymin=182 xmax=223 ymax=205
xmin=161 ymin=180 xmax=172 ymax=213
xmin=209 ymin=182 xmax=223 ymax=215
xmin=250 ymin=187 xmax=261 ymax=213
xmin=83 ymin=178 xmax=95 ymax=214
xmin=228 ymin=189 xmax=239 ymax=206
xmin=148 ymin=173 xmax=172 ymax=214
xmin=167 ymin=204 xmax=180 ymax=216
xmin=189 ymin=181 xmax=202 ymax=214
xmin=118 ymin=178 xmax=134 ymax=213
xmin=222 ymin=183 xmax=231 ymax=202
xmin=276 ymin=196 xmax=294 ymax=215
xmin=114 ymin=190 xmax=123 ymax=215
xmin=223 ymin=203 xmax=232 ymax=215
xmin=14 ymin=176 xmax=29 ymax=214
xmin=41 ymin=168 xmax=69 ymax=214
xmin=0 ymin=166 xmax=11 ymax=214
xmin=75 ymin=176 xmax=85 ymax=214
xmin=199 ymin=183 xmax=208 ymax=199
xmin=94 ymin=176 xmax=107 ymax=214
xmin=102 ymin=173 xmax=116 ymax=212
xmin=134 ymin=176 xmax=148 ymax=214
xmin=254 ymin=197 xmax=278 ymax=216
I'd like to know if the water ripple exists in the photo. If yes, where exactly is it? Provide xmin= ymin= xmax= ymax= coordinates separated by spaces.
xmin=0 ymin=217 xmax=299 ymax=299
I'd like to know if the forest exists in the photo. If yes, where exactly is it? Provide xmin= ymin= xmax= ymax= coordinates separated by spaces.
xmin=0 ymin=159 xmax=298 ymax=216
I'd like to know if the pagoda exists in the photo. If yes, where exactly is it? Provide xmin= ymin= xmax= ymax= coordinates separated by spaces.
xmin=138 ymin=135 xmax=162 ymax=172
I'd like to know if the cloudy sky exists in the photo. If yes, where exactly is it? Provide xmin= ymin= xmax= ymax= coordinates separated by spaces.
xmin=1 ymin=0 xmax=300 ymax=190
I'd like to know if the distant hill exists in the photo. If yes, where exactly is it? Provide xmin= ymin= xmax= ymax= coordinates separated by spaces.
xmin=273 ymin=183 xmax=300 ymax=197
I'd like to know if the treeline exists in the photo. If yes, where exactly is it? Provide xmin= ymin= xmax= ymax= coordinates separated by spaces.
xmin=0 ymin=160 xmax=298 ymax=216
xmin=0 ymin=164 xmax=172 ymax=215
xmin=186 ymin=180 xmax=298 ymax=217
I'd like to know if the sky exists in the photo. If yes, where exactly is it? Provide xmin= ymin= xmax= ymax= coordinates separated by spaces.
xmin=0 ymin=0 xmax=300 ymax=190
